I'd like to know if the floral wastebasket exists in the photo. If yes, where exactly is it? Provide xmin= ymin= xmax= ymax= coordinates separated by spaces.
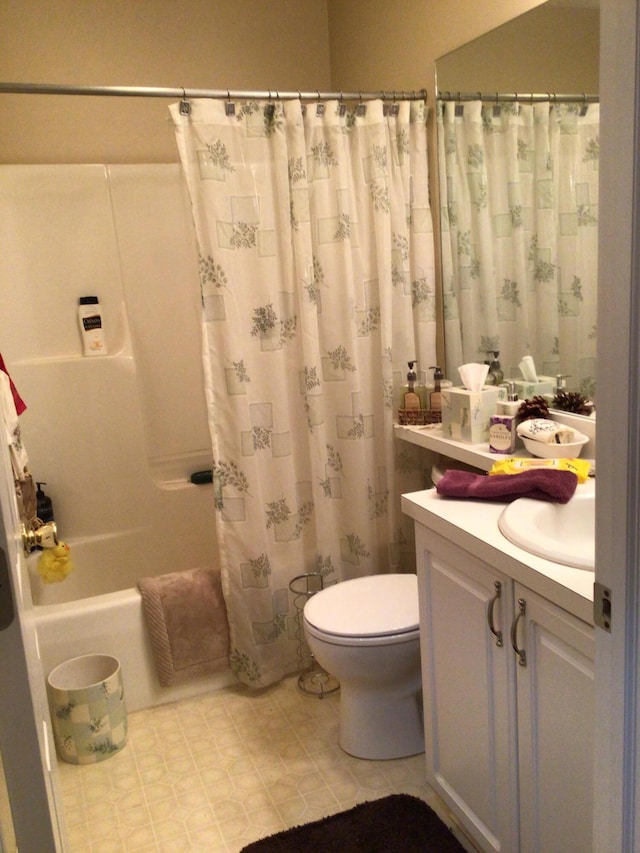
xmin=47 ymin=654 xmax=128 ymax=764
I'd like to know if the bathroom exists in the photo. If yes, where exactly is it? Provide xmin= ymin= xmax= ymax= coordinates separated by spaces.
xmin=1 ymin=0 xmax=639 ymax=850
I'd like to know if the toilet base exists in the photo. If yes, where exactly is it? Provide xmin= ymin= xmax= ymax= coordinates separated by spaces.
xmin=338 ymin=687 xmax=425 ymax=760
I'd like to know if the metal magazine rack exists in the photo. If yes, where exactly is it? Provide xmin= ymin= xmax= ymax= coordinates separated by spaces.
xmin=289 ymin=572 xmax=340 ymax=697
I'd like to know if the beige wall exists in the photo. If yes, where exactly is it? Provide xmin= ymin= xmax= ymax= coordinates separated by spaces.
xmin=326 ymin=0 xmax=547 ymax=102
xmin=1 ymin=0 xmax=548 ymax=164
xmin=437 ymin=5 xmax=599 ymax=94
xmin=0 ymin=0 xmax=331 ymax=162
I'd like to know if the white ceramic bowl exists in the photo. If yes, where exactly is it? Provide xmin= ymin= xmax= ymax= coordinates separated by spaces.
xmin=521 ymin=433 xmax=589 ymax=459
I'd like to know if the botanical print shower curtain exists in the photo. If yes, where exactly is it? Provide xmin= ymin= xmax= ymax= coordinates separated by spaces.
xmin=439 ymin=100 xmax=598 ymax=400
xmin=171 ymin=98 xmax=435 ymax=687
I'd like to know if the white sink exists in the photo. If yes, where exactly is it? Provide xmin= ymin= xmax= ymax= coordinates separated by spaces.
xmin=498 ymin=485 xmax=595 ymax=570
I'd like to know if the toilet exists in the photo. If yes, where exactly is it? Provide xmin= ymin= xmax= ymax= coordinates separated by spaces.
xmin=303 ymin=573 xmax=424 ymax=760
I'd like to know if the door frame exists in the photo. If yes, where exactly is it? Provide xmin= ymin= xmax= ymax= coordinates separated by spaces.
xmin=594 ymin=1 xmax=640 ymax=850
xmin=0 ymin=433 xmax=66 ymax=850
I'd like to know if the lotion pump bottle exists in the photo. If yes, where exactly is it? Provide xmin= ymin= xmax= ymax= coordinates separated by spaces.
xmin=488 ymin=351 xmax=504 ymax=386
xmin=428 ymin=366 xmax=444 ymax=412
xmin=402 ymin=361 xmax=421 ymax=410
xmin=497 ymin=381 xmax=521 ymax=417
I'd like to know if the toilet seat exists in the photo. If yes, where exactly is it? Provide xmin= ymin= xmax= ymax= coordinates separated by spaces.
xmin=303 ymin=574 xmax=419 ymax=643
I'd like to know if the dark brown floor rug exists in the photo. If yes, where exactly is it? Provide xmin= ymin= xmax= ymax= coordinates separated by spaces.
xmin=240 ymin=794 xmax=467 ymax=853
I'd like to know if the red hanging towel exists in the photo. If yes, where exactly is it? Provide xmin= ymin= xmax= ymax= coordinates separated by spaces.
xmin=0 ymin=353 xmax=26 ymax=415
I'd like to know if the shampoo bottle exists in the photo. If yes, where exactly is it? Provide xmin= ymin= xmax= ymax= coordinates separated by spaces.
xmin=78 ymin=296 xmax=107 ymax=356
xmin=36 ymin=482 xmax=54 ymax=524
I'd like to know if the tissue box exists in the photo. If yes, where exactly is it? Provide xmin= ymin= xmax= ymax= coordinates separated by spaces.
xmin=441 ymin=386 xmax=499 ymax=444
xmin=513 ymin=377 xmax=555 ymax=399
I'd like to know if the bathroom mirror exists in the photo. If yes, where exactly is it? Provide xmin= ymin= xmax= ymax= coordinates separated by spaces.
xmin=435 ymin=0 xmax=599 ymax=400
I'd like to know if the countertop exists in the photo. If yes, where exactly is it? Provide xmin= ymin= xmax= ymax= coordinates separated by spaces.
xmin=401 ymin=479 xmax=595 ymax=625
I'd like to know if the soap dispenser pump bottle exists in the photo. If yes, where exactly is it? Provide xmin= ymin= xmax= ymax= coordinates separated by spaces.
xmin=488 ymin=351 xmax=504 ymax=386
xmin=497 ymin=382 xmax=521 ymax=417
xmin=402 ymin=361 xmax=421 ymax=410
xmin=36 ymin=482 xmax=55 ymax=524
xmin=428 ymin=366 xmax=444 ymax=412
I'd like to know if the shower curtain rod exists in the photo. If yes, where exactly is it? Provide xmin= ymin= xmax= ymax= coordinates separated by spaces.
xmin=437 ymin=90 xmax=598 ymax=104
xmin=0 ymin=82 xmax=427 ymax=102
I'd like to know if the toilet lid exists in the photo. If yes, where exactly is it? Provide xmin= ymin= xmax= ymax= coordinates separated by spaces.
xmin=303 ymin=574 xmax=419 ymax=638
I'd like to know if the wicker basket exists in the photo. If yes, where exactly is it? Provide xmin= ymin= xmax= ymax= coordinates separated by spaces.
xmin=398 ymin=408 xmax=442 ymax=426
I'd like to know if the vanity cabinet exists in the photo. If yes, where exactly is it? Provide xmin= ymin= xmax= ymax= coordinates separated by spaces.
xmin=415 ymin=524 xmax=594 ymax=853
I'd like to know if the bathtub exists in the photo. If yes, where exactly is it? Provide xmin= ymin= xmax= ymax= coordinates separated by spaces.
xmin=28 ymin=534 xmax=234 ymax=713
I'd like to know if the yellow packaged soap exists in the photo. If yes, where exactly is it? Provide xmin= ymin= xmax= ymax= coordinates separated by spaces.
xmin=489 ymin=457 xmax=591 ymax=484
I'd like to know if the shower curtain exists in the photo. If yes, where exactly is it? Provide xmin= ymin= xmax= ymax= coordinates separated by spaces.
xmin=439 ymin=100 xmax=599 ymax=400
xmin=171 ymin=97 xmax=435 ymax=687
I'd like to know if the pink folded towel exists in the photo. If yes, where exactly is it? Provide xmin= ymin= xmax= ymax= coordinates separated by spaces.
xmin=436 ymin=469 xmax=578 ymax=504
xmin=138 ymin=567 xmax=230 ymax=687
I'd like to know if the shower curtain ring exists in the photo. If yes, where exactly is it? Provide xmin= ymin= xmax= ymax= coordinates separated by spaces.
xmin=179 ymin=88 xmax=191 ymax=116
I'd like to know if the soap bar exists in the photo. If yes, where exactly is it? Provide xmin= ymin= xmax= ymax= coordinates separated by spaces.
xmin=517 ymin=418 xmax=575 ymax=444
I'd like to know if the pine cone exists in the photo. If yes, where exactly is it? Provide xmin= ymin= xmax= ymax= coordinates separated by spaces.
xmin=552 ymin=390 xmax=592 ymax=415
xmin=517 ymin=396 xmax=550 ymax=421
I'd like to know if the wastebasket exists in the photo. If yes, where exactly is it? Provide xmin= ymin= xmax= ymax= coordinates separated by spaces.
xmin=47 ymin=654 xmax=128 ymax=765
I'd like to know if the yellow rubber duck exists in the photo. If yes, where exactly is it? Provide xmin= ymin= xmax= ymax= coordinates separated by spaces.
xmin=37 ymin=541 xmax=73 ymax=584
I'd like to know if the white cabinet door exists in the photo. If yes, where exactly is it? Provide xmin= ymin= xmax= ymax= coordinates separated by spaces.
xmin=512 ymin=583 xmax=595 ymax=853
xmin=416 ymin=526 xmax=519 ymax=853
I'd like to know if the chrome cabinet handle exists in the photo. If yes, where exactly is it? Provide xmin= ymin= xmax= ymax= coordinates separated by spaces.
xmin=487 ymin=580 xmax=503 ymax=647
xmin=510 ymin=598 xmax=527 ymax=667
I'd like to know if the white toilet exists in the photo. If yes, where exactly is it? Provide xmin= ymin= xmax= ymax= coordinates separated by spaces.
xmin=303 ymin=573 xmax=424 ymax=760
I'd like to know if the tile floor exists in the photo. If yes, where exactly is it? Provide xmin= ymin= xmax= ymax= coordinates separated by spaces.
xmin=58 ymin=675 xmax=431 ymax=852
